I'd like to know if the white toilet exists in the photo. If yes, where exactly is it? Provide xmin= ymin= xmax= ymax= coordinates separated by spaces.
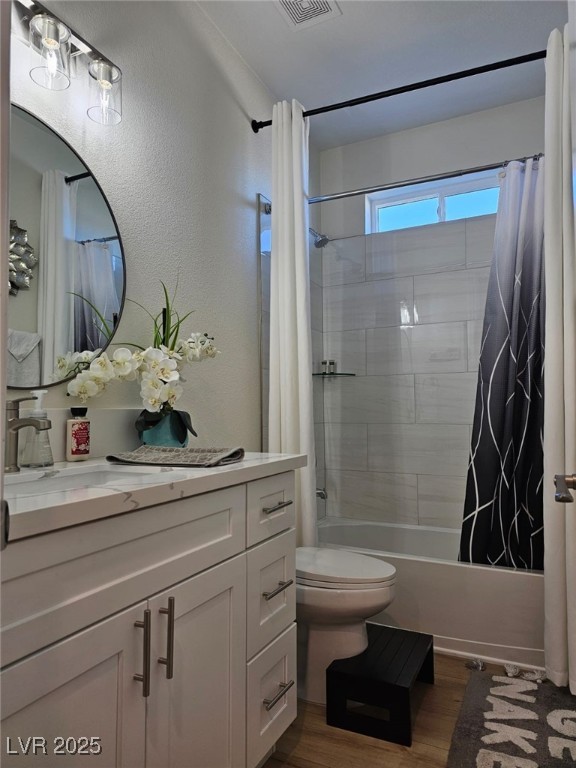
xmin=296 ymin=546 xmax=396 ymax=704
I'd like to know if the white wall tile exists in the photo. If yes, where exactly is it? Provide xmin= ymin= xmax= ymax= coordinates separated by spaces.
xmin=467 ymin=319 xmax=484 ymax=372
xmin=325 ymin=423 xmax=367 ymax=470
xmin=322 ymin=235 xmax=365 ymax=286
xmin=415 ymin=372 xmax=478 ymax=424
xmin=465 ymin=215 xmax=496 ymax=267
xmin=324 ymin=374 xmax=415 ymax=423
xmin=414 ymin=267 xmax=490 ymax=324
xmin=326 ymin=469 xmax=418 ymax=523
xmin=366 ymin=220 xmax=465 ymax=280
xmin=324 ymin=276 xmax=414 ymax=332
xmin=366 ymin=322 xmax=468 ymax=375
xmin=368 ymin=423 xmax=470 ymax=476
xmin=417 ymin=475 xmax=467 ymax=529
xmin=323 ymin=330 xmax=366 ymax=375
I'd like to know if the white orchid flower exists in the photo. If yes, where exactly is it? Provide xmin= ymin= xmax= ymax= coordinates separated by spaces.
xmin=112 ymin=348 xmax=140 ymax=379
xmin=89 ymin=352 xmax=115 ymax=382
xmin=160 ymin=382 xmax=183 ymax=407
xmin=67 ymin=372 xmax=100 ymax=403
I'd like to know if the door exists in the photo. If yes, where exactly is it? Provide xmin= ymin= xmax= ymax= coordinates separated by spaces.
xmin=1 ymin=603 xmax=147 ymax=767
xmin=146 ymin=554 xmax=247 ymax=768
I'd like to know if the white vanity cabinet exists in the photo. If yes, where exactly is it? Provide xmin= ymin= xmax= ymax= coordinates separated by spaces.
xmin=0 ymin=457 xmax=303 ymax=768
xmin=2 ymin=602 xmax=148 ymax=767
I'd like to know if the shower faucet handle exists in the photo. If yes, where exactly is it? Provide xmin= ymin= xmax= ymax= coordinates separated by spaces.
xmin=554 ymin=474 xmax=576 ymax=503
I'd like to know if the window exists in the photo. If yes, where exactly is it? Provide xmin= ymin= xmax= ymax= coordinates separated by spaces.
xmin=366 ymin=169 xmax=501 ymax=234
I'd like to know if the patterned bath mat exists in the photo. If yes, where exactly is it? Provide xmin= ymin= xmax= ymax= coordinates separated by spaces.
xmin=447 ymin=670 xmax=576 ymax=767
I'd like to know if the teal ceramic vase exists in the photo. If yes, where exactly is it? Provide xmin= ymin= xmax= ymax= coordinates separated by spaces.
xmin=137 ymin=410 xmax=196 ymax=448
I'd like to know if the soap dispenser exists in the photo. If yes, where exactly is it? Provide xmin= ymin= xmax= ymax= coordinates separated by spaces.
xmin=21 ymin=389 xmax=54 ymax=468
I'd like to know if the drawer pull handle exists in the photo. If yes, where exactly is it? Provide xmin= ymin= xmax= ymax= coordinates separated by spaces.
xmin=263 ymin=680 xmax=295 ymax=711
xmin=262 ymin=499 xmax=293 ymax=515
xmin=262 ymin=579 xmax=294 ymax=601
xmin=158 ymin=596 xmax=175 ymax=679
xmin=134 ymin=609 xmax=151 ymax=697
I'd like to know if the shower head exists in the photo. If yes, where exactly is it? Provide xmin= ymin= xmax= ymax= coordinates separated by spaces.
xmin=309 ymin=228 xmax=329 ymax=248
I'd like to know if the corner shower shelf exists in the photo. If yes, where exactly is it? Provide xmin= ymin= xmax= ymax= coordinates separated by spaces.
xmin=312 ymin=373 xmax=356 ymax=377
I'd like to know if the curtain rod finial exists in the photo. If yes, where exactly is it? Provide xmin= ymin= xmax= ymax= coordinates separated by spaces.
xmin=251 ymin=119 xmax=262 ymax=134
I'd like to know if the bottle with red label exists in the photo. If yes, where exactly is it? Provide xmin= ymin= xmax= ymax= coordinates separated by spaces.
xmin=66 ymin=407 xmax=91 ymax=461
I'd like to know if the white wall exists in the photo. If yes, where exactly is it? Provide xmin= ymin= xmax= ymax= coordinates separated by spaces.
xmin=8 ymin=1 xmax=279 ymax=455
xmin=319 ymin=96 xmax=545 ymax=239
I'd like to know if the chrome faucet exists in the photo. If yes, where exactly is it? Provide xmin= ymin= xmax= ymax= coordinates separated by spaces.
xmin=4 ymin=397 xmax=52 ymax=474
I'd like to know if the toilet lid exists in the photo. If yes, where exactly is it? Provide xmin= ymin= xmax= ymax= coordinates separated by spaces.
xmin=296 ymin=547 xmax=396 ymax=586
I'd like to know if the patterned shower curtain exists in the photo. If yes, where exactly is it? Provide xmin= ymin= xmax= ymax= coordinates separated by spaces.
xmin=459 ymin=158 xmax=545 ymax=570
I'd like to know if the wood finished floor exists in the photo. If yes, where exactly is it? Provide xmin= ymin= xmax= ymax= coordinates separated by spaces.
xmin=264 ymin=654 xmax=499 ymax=768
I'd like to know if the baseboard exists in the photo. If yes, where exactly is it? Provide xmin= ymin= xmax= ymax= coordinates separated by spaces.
xmin=432 ymin=634 xmax=544 ymax=670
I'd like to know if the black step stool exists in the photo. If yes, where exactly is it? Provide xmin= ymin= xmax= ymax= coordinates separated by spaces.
xmin=326 ymin=623 xmax=434 ymax=747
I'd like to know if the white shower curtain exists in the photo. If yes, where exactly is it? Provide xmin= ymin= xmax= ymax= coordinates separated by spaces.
xmin=269 ymin=99 xmax=317 ymax=547
xmin=543 ymin=26 xmax=576 ymax=694
xmin=38 ymin=170 xmax=78 ymax=381
xmin=74 ymin=241 xmax=120 ymax=351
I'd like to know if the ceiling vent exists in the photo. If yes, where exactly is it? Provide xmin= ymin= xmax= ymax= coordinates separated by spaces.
xmin=276 ymin=0 xmax=342 ymax=31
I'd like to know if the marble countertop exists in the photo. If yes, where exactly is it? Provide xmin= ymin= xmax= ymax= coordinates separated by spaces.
xmin=4 ymin=452 xmax=307 ymax=541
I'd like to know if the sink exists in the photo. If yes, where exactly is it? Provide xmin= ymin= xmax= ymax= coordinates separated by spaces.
xmin=4 ymin=463 xmax=187 ymax=498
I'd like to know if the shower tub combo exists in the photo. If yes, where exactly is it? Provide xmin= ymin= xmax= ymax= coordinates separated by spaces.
xmin=318 ymin=517 xmax=545 ymax=668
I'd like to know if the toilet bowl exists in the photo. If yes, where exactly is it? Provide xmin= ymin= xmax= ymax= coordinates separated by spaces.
xmin=296 ymin=546 xmax=396 ymax=704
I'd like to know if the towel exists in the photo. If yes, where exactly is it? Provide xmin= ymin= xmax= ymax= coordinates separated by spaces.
xmin=106 ymin=445 xmax=245 ymax=467
xmin=7 ymin=329 xmax=42 ymax=387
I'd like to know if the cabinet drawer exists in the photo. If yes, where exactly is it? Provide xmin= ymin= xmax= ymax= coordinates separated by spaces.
xmin=247 ymin=529 xmax=296 ymax=659
xmin=247 ymin=472 xmax=295 ymax=547
xmin=246 ymin=623 xmax=296 ymax=768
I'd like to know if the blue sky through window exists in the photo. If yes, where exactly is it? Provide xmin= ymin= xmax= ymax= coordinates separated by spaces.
xmin=445 ymin=187 xmax=500 ymax=221
xmin=377 ymin=197 xmax=439 ymax=232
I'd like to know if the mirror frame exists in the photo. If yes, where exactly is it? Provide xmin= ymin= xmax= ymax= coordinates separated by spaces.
xmin=8 ymin=103 xmax=127 ymax=389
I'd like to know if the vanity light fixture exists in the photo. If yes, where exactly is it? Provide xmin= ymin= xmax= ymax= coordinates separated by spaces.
xmin=28 ymin=12 xmax=71 ymax=91
xmin=13 ymin=0 xmax=123 ymax=125
xmin=87 ymin=59 xmax=122 ymax=125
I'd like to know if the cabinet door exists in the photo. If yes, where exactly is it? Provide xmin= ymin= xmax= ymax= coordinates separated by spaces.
xmin=1 ymin=604 xmax=147 ymax=767
xmin=146 ymin=554 xmax=247 ymax=768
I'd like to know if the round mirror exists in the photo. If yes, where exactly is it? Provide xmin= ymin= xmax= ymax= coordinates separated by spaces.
xmin=7 ymin=105 xmax=126 ymax=389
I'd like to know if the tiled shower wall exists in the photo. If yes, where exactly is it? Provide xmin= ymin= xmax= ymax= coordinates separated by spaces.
xmin=319 ymin=214 xmax=495 ymax=529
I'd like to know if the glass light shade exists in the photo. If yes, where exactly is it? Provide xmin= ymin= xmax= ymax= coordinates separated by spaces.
xmin=29 ymin=14 xmax=71 ymax=91
xmin=87 ymin=60 xmax=122 ymax=125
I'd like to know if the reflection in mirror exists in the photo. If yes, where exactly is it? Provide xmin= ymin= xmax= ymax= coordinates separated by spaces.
xmin=8 ymin=106 xmax=125 ymax=388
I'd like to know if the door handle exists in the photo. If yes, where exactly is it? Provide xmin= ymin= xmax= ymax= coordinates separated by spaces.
xmin=1 ymin=500 xmax=9 ymax=550
xmin=263 ymin=680 xmax=295 ymax=711
xmin=262 ymin=580 xmax=294 ymax=601
xmin=262 ymin=499 xmax=293 ymax=515
xmin=134 ymin=609 xmax=152 ymax=697
xmin=158 ymin=597 xmax=175 ymax=679
xmin=554 ymin=474 xmax=576 ymax=503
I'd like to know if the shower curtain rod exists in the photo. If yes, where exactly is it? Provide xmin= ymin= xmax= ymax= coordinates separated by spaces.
xmin=77 ymin=235 xmax=119 ymax=244
xmin=308 ymin=153 xmax=543 ymax=205
xmin=251 ymin=49 xmax=546 ymax=134
xmin=65 ymin=172 xmax=91 ymax=184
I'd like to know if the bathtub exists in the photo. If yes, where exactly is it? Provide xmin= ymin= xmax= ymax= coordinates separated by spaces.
xmin=317 ymin=518 xmax=545 ymax=668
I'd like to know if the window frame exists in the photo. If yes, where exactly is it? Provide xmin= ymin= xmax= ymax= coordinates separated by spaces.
xmin=366 ymin=168 xmax=501 ymax=234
